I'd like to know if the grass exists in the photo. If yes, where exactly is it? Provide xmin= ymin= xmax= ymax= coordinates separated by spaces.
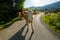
xmin=42 ymin=12 xmax=60 ymax=34
xmin=0 ymin=16 xmax=22 ymax=29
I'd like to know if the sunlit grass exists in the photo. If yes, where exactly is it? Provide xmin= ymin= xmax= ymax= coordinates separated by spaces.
xmin=0 ymin=16 xmax=22 ymax=29
xmin=42 ymin=12 xmax=60 ymax=34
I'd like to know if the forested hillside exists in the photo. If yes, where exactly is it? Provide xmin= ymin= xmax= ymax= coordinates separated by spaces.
xmin=29 ymin=2 xmax=60 ymax=12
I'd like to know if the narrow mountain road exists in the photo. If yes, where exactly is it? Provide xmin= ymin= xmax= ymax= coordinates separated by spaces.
xmin=30 ymin=14 xmax=60 ymax=40
xmin=0 ymin=13 xmax=60 ymax=40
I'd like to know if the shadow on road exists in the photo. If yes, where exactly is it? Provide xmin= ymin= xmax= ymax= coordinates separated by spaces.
xmin=29 ymin=32 xmax=34 ymax=40
xmin=9 ymin=24 xmax=34 ymax=40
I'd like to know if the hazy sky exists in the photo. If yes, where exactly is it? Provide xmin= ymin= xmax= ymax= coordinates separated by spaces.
xmin=24 ymin=0 xmax=60 ymax=8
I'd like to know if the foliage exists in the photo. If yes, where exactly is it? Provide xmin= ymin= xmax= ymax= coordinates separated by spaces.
xmin=42 ymin=12 xmax=60 ymax=34
xmin=0 ymin=0 xmax=25 ymax=29
xmin=0 ymin=0 xmax=25 ymax=22
xmin=0 ymin=16 xmax=22 ymax=29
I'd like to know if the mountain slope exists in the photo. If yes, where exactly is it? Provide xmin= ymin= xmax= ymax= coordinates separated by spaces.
xmin=29 ymin=1 xmax=60 ymax=12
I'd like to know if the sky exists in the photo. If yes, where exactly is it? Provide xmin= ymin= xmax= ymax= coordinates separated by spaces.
xmin=24 ymin=0 xmax=60 ymax=8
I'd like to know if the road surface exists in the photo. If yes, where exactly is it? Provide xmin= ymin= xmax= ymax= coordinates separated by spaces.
xmin=0 ymin=13 xmax=60 ymax=40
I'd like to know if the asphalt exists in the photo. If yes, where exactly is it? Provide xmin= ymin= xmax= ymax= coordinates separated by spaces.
xmin=0 ymin=13 xmax=60 ymax=40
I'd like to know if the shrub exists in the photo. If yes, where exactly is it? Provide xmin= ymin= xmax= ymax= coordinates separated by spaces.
xmin=42 ymin=12 xmax=60 ymax=34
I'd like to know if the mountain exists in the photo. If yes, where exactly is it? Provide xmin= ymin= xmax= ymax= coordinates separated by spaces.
xmin=40 ymin=1 xmax=60 ymax=12
xmin=29 ymin=1 xmax=60 ymax=12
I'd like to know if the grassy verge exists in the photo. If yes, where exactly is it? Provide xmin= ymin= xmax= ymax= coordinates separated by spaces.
xmin=42 ymin=12 xmax=60 ymax=34
xmin=0 ymin=16 xmax=22 ymax=30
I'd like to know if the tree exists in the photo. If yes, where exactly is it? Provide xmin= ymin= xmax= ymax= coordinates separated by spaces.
xmin=0 ymin=0 xmax=25 ymax=23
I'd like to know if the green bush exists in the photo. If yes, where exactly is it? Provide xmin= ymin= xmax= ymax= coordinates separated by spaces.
xmin=42 ymin=12 xmax=60 ymax=34
xmin=0 ymin=0 xmax=25 ymax=26
xmin=0 ymin=16 xmax=22 ymax=29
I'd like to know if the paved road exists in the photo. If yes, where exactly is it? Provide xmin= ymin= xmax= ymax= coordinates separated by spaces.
xmin=0 ymin=20 xmax=25 ymax=40
xmin=0 ymin=13 xmax=60 ymax=40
